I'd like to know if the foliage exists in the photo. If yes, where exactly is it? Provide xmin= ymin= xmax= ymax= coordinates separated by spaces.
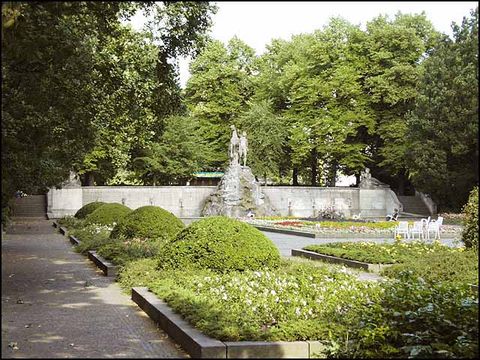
xmin=405 ymin=8 xmax=478 ymax=209
xmin=439 ymin=212 xmax=465 ymax=225
xmin=461 ymin=186 xmax=479 ymax=250
xmin=97 ymin=238 xmax=164 ymax=267
xmin=110 ymin=205 xmax=185 ymax=243
xmin=132 ymin=115 xmax=209 ymax=185
xmin=303 ymin=241 xmax=461 ymax=264
xmin=339 ymin=271 xmax=478 ymax=358
xmin=236 ymin=100 xmax=288 ymax=180
xmin=84 ymin=203 xmax=131 ymax=226
xmin=120 ymin=258 xmax=381 ymax=343
xmin=381 ymin=248 xmax=478 ymax=286
xmin=74 ymin=202 xmax=106 ymax=219
xmin=57 ymin=216 xmax=85 ymax=230
xmin=185 ymin=37 xmax=256 ymax=169
xmin=157 ymin=216 xmax=281 ymax=273
xmin=69 ymin=223 xmax=116 ymax=254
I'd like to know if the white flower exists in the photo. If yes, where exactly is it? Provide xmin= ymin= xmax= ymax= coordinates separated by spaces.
xmin=295 ymin=308 xmax=301 ymax=316
xmin=270 ymin=289 xmax=276 ymax=296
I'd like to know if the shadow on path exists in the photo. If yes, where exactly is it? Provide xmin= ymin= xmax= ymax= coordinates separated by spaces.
xmin=1 ymin=218 xmax=188 ymax=358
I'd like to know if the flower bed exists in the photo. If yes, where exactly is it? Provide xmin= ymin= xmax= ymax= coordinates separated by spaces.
xmin=303 ymin=241 xmax=463 ymax=264
xmin=246 ymin=218 xmax=463 ymax=236
xmin=59 ymin=215 xmax=478 ymax=358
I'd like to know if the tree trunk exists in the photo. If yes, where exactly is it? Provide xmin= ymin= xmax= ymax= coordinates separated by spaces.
xmin=328 ymin=161 xmax=337 ymax=187
xmin=398 ymin=170 xmax=406 ymax=195
xmin=355 ymin=173 xmax=360 ymax=186
xmin=85 ymin=172 xmax=95 ymax=186
xmin=310 ymin=148 xmax=317 ymax=186
xmin=292 ymin=167 xmax=299 ymax=186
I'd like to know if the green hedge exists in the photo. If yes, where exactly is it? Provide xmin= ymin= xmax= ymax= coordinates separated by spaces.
xmin=462 ymin=187 xmax=478 ymax=250
xmin=157 ymin=216 xmax=281 ymax=273
xmin=110 ymin=205 xmax=184 ymax=242
xmin=381 ymin=248 xmax=478 ymax=286
xmin=84 ymin=203 xmax=131 ymax=226
xmin=74 ymin=201 xmax=106 ymax=219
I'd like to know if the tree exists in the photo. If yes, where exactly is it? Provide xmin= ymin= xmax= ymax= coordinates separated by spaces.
xmin=132 ymin=115 xmax=209 ymax=185
xmin=2 ymin=2 xmax=131 ymax=202
xmin=185 ymin=37 xmax=256 ymax=169
xmin=236 ymin=100 xmax=288 ymax=182
xmin=362 ymin=12 xmax=440 ymax=193
xmin=405 ymin=7 xmax=478 ymax=210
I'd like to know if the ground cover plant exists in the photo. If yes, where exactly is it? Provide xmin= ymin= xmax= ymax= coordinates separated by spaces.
xmin=118 ymin=257 xmax=478 ymax=358
xmin=157 ymin=216 xmax=281 ymax=273
xmin=303 ymin=241 xmax=463 ymax=264
xmin=57 ymin=215 xmax=85 ymax=230
xmin=461 ymin=186 xmax=478 ymax=250
xmin=381 ymin=248 xmax=478 ymax=286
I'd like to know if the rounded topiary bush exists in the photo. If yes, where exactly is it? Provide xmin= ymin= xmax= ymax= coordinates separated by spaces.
xmin=110 ymin=205 xmax=185 ymax=242
xmin=157 ymin=216 xmax=281 ymax=272
xmin=75 ymin=201 xmax=106 ymax=219
xmin=462 ymin=186 xmax=478 ymax=250
xmin=84 ymin=203 xmax=132 ymax=226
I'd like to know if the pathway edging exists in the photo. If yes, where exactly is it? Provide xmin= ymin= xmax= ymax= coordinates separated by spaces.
xmin=132 ymin=287 xmax=327 ymax=359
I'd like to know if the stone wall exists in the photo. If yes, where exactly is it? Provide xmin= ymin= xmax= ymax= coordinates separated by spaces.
xmin=47 ymin=185 xmax=401 ymax=220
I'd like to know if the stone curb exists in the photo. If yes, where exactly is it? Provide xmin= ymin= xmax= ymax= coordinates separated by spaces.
xmin=59 ymin=226 xmax=68 ymax=236
xmin=253 ymin=225 xmax=315 ymax=238
xmin=87 ymin=250 xmax=117 ymax=277
xmin=131 ymin=287 xmax=327 ymax=359
xmin=252 ymin=225 xmax=391 ymax=239
xmin=291 ymin=249 xmax=392 ymax=273
xmin=52 ymin=220 xmax=59 ymax=228
xmin=132 ymin=287 xmax=226 ymax=358
xmin=69 ymin=235 xmax=81 ymax=246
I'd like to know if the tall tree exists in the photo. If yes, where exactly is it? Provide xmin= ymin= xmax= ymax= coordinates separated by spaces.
xmin=362 ymin=12 xmax=440 ymax=193
xmin=185 ymin=37 xmax=256 ymax=169
xmin=405 ymin=7 xmax=478 ymax=210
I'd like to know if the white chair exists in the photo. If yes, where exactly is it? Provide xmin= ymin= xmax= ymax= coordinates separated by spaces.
xmin=409 ymin=221 xmax=424 ymax=240
xmin=426 ymin=216 xmax=443 ymax=240
xmin=421 ymin=216 xmax=430 ymax=238
xmin=394 ymin=221 xmax=410 ymax=239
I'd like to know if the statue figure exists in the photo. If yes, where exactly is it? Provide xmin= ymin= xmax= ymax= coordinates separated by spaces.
xmin=359 ymin=167 xmax=372 ymax=187
xmin=239 ymin=131 xmax=248 ymax=167
xmin=229 ymin=125 xmax=239 ymax=165
xmin=359 ymin=167 xmax=387 ymax=188
xmin=63 ymin=170 xmax=81 ymax=188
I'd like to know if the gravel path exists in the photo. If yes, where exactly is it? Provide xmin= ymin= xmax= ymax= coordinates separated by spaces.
xmin=1 ymin=218 xmax=188 ymax=359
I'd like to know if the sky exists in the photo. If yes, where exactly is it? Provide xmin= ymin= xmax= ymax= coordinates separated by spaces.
xmin=130 ymin=1 xmax=478 ymax=88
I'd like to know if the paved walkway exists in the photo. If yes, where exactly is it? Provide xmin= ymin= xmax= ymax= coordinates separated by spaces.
xmin=1 ymin=218 xmax=188 ymax=358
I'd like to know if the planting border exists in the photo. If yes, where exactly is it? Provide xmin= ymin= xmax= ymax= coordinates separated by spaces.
xmin=53 ymin=222 xmax=117 ymax=277
xmin=253 ymin=224 xmax=389 ymax=239
xmin=87 ymin=251 xmax=117 ymax=277
xmin=131 ymin=287 xmax=327 ymax=359
xmin=291 ymin=248 xmax=391 ymax=272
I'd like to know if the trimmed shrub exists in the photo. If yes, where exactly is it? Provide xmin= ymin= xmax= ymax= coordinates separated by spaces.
xmin=157 ymin=216 xmax=281 ymax=273
xmin=74 ymin=201 xmax=106 ymax=219
xmin=84 ymin=203 xmax=131 ymax=226
xmin=110 ymin=205 xmax=184 ymax=242
xmin=462 ymin=187 xmax=478 ymax=250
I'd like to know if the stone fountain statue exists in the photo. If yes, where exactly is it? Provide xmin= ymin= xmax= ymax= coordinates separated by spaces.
xmin=202 ymin=127 xmax=276 ymax=217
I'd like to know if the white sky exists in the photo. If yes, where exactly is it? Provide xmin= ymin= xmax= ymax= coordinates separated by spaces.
xmin=130 ymin=1 xmax=477 ymax=87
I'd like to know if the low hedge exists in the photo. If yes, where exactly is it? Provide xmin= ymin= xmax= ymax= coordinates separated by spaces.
xmin=74 ymin=201 xmax=106 ymax=219
xmin=303 ymin=241 xmax=460 ymax=264
xmin=110 ymin=205 xmax=184 ymax=242
xmin=381 ymin=248 xmax=478 ymax=286
xmin=157 ymin=216 xmax=281 ymax=273
xmin=84 ymin=203 xmax=131 ymax=226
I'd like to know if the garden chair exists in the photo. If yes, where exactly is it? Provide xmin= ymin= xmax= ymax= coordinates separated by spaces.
xmin=421 ymin=216 xmax=430 ymax=238
xmin=394 ymin=221 xmax=409 ymax=239
xmin=426 ymin=216 xmax=443 ymax=240
xmin=409 ymin=221 xmax=424 ymax=240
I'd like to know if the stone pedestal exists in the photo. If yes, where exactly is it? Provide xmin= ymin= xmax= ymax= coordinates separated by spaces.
xmin=201 ymin=164 xmax=276 ymax=217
